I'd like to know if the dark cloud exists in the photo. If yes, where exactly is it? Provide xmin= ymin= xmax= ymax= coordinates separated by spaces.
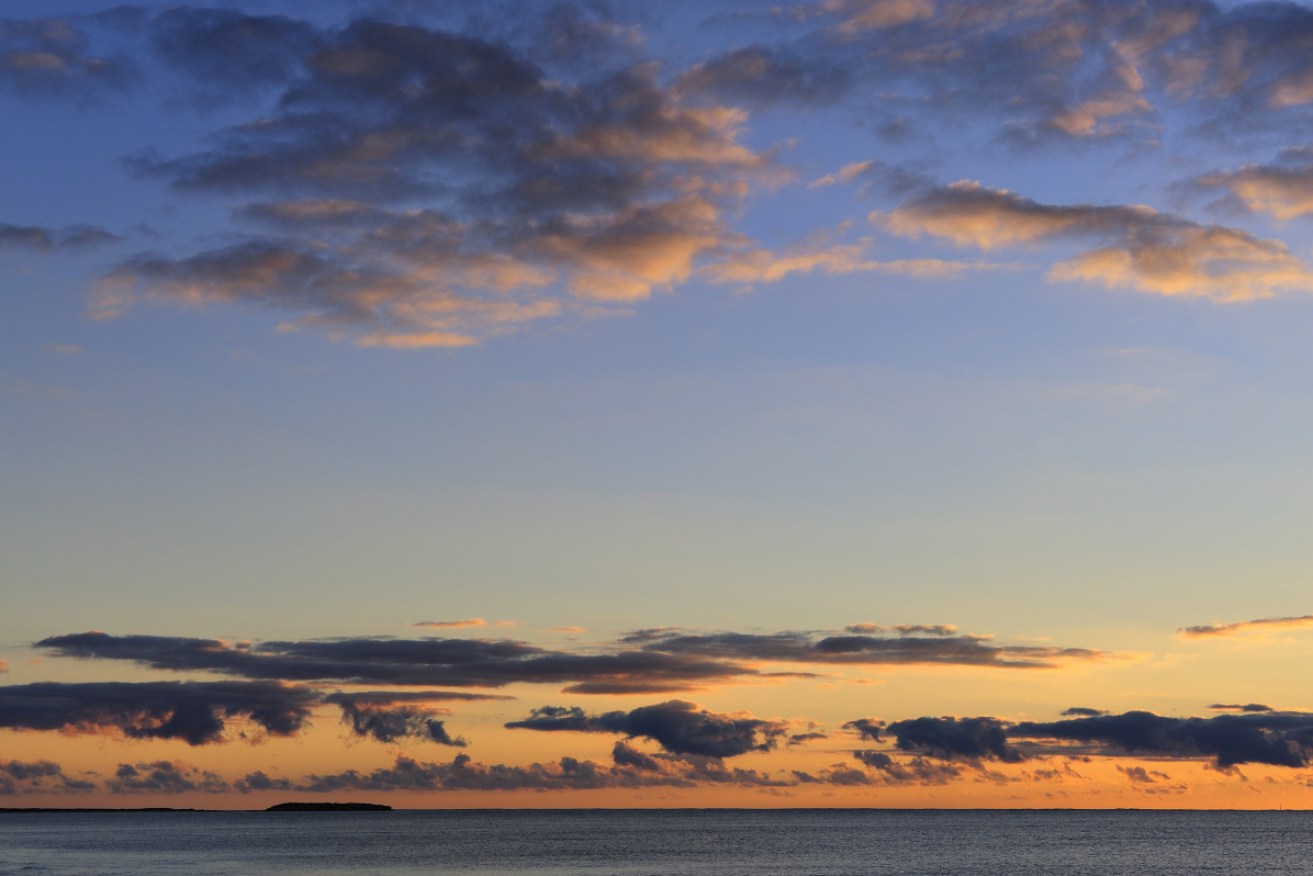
xmin=793 ymin=753 xmax=964 ymax=787
xmin=245 ymin=745 xmax=791 ymax=794
xmin=850 ymin=751 xmax=964 ymax=785
xmin=631 ymin=627 xmax=1112 ymax=668
xmin=324 ymin=692 xmax=468 ymax=746
xmin=107 ymin=761 xmax=229 ymax=795
xmin=0 ymin=680 xmax=316 ymax=745
xmin=0 ymin=760 xmax=94 ymax=795
xmin=846 ymin=708 xmax=1313 ymax=770
xmin=610 ymin=740 xmax=662 ymax=772
xmin=233 ymin=770 xmax=294 ymax=793
xmin=148 ymin=7 xmax=319 ymax=95
xmin=505 ymin=700 xmax=788 ymax=759
xmin=0 ymin=17 xmax=135 ymax=102
xmin=38 ymin=630 xmax=749 ymax=692
xmin=1209 ymin=703 xmax=1274 ymax=713
xmin=842 ymin=717 xmax=884 ymax=741
xmin=787 ymin=731 xmax=827 ymax=745
xmin=886 ymin=716 xmax=1024 ymax=763
xmin=1011 ymin=710 xmax=1313 ymax=768
xmin=1061 ymin=707 xmax=1108 ymax=717
xmin=0 ymin=222 xmax=118 ymax=252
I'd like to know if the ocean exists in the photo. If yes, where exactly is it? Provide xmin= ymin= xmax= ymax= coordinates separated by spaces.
xmin=1 ymin=809 xmax=1311 ymax=875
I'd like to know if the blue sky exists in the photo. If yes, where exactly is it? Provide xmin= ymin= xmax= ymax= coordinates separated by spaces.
xmin=6 ymin=0 xmax=1313 ymax=806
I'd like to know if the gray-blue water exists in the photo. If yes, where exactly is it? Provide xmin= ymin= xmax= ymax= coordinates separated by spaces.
xmin=2 ymin=810 xmax=1312 ymax=875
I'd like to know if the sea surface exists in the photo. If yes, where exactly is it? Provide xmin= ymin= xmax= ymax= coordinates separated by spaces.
xmin=1 ymin=809 xmax=1311 ymax=875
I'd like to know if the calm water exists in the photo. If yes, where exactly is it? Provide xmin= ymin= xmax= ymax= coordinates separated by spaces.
xmin=1 ymin=809 xmax=1311 ymax=875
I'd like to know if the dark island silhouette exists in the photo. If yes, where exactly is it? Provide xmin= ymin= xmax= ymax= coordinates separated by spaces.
xmin=266 ymin=802 xmax=392 ymax=812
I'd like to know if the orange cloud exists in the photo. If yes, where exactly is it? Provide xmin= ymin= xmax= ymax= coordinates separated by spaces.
xmin=414 ymin=619 xmax=487 ymax=629
xmin=1195 ymin=160 xmax=1313 ymax=221
xmin=702 ymin=239 xmax=1002 ymax=288
xmin=823 ymin=0 xmax=935 ymax=35
xmin=881 ymin=180 xmax=1313 ymax=301
xmin=1178 ymin=614 xmax=1313 ymax=638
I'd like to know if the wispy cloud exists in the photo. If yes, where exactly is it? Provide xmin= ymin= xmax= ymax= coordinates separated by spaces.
xmin=414 ymin=618 xmax=488 ymax=629
xmin=1178 ymin=614 xmax=1313 ymax=639
xmin=880 ymin=180 xmax=1313 ymax=301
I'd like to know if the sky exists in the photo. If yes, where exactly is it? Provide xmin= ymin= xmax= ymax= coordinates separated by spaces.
xmin=6 ymin=0 xmax=1313 ymax=809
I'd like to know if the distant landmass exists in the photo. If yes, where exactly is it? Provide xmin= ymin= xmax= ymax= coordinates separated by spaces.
xmin=0 ymin=808 xmax=198 ymax=813
xmin=266 ymin=802 xmax=392 ymax=812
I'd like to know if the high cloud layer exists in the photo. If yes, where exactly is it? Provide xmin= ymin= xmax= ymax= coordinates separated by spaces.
xmin=92 ymin=10 xmax=775 ymax=346
xmin=7 ymin=1 xmax=1313 ymax=348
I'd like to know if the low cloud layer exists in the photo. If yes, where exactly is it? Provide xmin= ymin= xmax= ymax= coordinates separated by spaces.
xmin=325 ymin=692 xmax=469 ymax=746
xmin=505 ymin=700 xmax=788 ymax=758
xmin=0 ymin=760 xmax=94 ymax=796
xmin=0 ymin=680 xmax=316 ymax=745
xmin=36 ymin=623 xmax=1112 ymax=701
xmin=108 ymin=760 xmax=230 ymax=795
xmin=37 ymin=631 xmax=750 ymax=692
xmin=627 ymin=627 xmax=1113 ymax=669
xmin=872 ymin=710 xmax=1313 ymax=769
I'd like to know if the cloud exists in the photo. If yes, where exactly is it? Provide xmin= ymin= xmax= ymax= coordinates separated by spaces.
xmin=147 ymin=7 xmax=318 ymax=97
xmin=0 ymin=17 xmax=135 ymax=102
xmin=629 ymin=627 xmax=1115 ymax=669
xmin=1061 ymin=707 xmax=1108 ymax=717
xmin=1011 ymin=710 xmax=1313 ymax=768
xmin=842 ymin=717 xmax=885 ymax=741
xmin=676 ymin=44 xmax=850 ymax=107
xmin=240 ymin=743 xmax=792 ymax=794
xmin=36 ymin=623 xmax=1114 ymax=708
xmin=886 ymin=715 xmax=1024 ymax=763
xmin=0 ymin=760 xmax=94 ymax=795
xmin=0 ymin=680 xmax=317 ymax=745
xmin=849 ymin=751 xmax=964 ymax=785
xmin=881 ymin=180 xmax=1313 ymax=301
xmin=414 ymin=618 xmax=487 ymax=629
xmin=102 ymin=13 xmax=771 ymax=347
xmin=0 ymin=222 xmax=118 ymax=252
xmin=505 ymin=700 xmax=788 ymax=758
xmin=701 ymin=238 xmax=999 ymax=288
xmin=788 ymin=731 xmax=828 ymax=745
xmin=845 ymin=623 xmax=957 ymax=636
xmin=324 ymin=692 xmax=469 ymax=746
xmin=1193 ymin=155 xmax=1313 ymax=221
xmin=37 ymin=630 xmax=751 ymax=692
xmin=1208 ymin=703 xmax=1273 ymax=713
xmin=1179 ymin=614 xmax=1313 ymax=638
xmin=840 ymin=708 xmax=1313 ymax=770
xmin=107 ymin=761 xmax=229 ymax=795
